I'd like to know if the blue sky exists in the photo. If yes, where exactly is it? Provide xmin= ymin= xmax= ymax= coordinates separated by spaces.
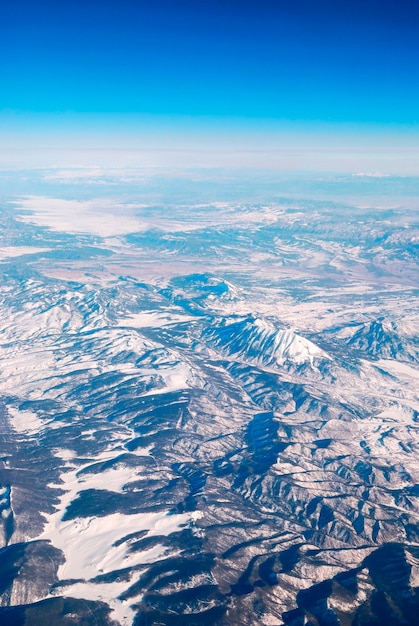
xmin=1 ymin=0 xmax=418 ymax=172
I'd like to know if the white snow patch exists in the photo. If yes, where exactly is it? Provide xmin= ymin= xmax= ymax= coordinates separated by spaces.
xmin=37 ymin=447 xmax=202 ymax=625
xmin=53 ymin=448 xmax=76 ymax=461
xmin=41 ymin=510 xmax=193 ymax=580
xmin=51 ymin=577 xmax=141 ymax=626
xmin=140 ymin=362 xmax=192 ymax=396
xmin=75 ymin=465 xmax=136 ymax=494
xmin=273 ymin=330 xmax=329 ymax=366
xmin=7 ymin=406 xmax=44 ymax=433
xmin=0 ymin=246 xmax=51 ymax=260
xmin=119 ymin=311 xmax=196 ymax=328
xmin=375 ymin=359 xmax=419 ymax=382
xmin=12 ymin=196 xmax=147 ymax=237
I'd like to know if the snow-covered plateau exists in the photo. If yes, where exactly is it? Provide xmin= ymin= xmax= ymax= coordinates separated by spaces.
xmin=0 ymin=172 xmax=418 ymax=625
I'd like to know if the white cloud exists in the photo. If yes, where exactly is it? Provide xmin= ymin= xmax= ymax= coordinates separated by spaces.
xmin=353 ymin=172 xmax=391 ymax=178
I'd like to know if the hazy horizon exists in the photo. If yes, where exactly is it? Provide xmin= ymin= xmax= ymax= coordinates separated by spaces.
xmin=1 ymin=0 xmax=418 ymax=174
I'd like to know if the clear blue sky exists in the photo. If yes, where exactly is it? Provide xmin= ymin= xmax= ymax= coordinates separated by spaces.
xmin=1 ymin=0 xmax=418 ymax=172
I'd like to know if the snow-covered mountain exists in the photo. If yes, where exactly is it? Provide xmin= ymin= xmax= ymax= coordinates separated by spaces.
xmin=336 ymin=319 xmax=419 ymax=361
xmin=0 ymin=178 xmax=418 ymax=625
xmin=203 ymin=316 xmax=331 ymax=368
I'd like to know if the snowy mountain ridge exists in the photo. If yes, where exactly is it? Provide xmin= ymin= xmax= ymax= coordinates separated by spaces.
xmin=204 ymin=316 xmax=331 ymax=369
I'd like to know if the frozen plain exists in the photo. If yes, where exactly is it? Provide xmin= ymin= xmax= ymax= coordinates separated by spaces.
xmin=0 ymin=169 xmax=418 ymax=625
